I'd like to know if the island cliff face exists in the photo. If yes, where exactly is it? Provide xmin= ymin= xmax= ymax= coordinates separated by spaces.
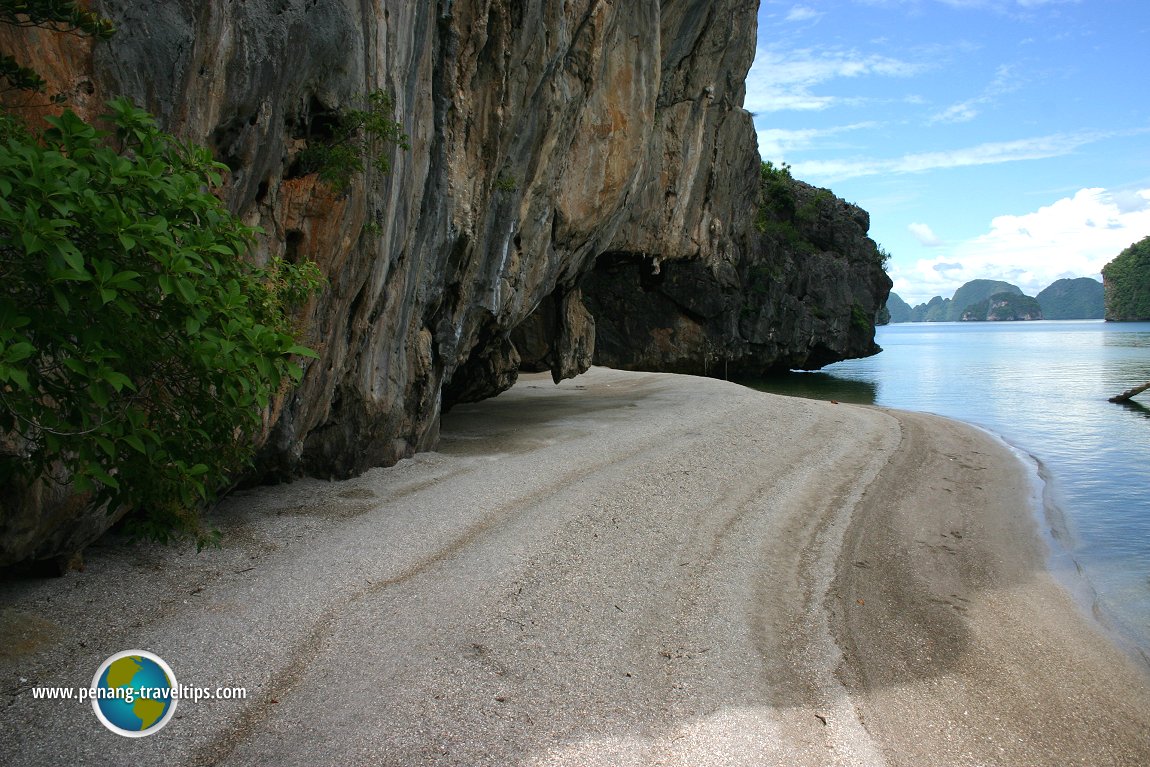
xmin=583 ymin=178 xmax=888 ymax=375
xmin=0 ymin=0 xmax=890 ymax=567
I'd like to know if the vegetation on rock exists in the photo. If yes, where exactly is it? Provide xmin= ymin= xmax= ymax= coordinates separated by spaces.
xmin=1102 ymin=236 xmax=1150 ymax=321
xmin=755 ymin=161 xmax=815 ymax=255
xmin=960 ymin=292 xmax=1043 ymax=321
xmin=0 ymin=101 xmax=320 ymax=544
xmin=294 ymin=90 xmax=410 ymax=193
xmin=1035 ymin=277 xmax=1104 ymax=320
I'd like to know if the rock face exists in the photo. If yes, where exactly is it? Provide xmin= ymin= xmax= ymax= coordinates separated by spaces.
xmin=0 ymin=0 xmax=889 ymax=566
xmin=583 ymin=179 xmax=890 ymax=375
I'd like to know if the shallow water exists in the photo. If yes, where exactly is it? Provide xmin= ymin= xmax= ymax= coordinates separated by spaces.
xmin=746 ymin=320 xmax=1150 ymax=656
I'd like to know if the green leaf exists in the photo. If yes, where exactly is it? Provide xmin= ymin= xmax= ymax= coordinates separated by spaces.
xmin=6 ymin=367 xmax=30 ymax=391
xmin=88 ymin=382 xmax=110 ymax=408
xmin=286 ymin=344 xmax=319 ymax=358
xmin=21 ymin=229 xmax=43 ymax=254
xmin=4 ymin=342 xmax=35 ymax=362
xmin=175 ymin=277 xmax=197 ymax=304
xmin=59 ymin=243 xmax=85 ymax=273
xmin=87 ymin=466 xmax=120 ymax=490
xmin=94 ymin=436 xmax=117 ymax=458
xmin=110 ymin=270 xmax=141 ymax=286
xmin=52 ymin=288 xmax=72 ymax=314
xmin=122 ymin=434 xmax=147 ymax=455
xmin=103 ymin=371 xmax=133 ymax=392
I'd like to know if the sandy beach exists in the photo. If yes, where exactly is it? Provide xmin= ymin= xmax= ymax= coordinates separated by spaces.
xmin=2 ymin=367 xmax=1148 ymax=765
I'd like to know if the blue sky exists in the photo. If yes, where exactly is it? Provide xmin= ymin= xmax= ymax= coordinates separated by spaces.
xmin=746 ymin=0 xmax=1150 ymax=305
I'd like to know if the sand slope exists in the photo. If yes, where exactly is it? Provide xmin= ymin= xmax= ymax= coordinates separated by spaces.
xmin=1 ymin=368 xmax=1147 ymax=765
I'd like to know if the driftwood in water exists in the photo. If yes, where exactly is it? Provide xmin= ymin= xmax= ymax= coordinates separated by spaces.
xmin=1109 ymin=381 xmax=1150 ymax=403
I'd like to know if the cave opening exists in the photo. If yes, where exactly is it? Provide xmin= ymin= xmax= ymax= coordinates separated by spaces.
xmin=591 ymin=251 xmax=665 ymax=292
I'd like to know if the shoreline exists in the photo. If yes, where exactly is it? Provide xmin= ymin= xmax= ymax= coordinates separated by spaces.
xmin=831 ymin=407 xmax=1150 ymax=765
xmin=1 ymin=367 xmax=1148 ymax=765
xmin=1018 ymin=440 xmax=1150 ymax=670
xmin=955 ymin=423 xmax=1150 ymax=671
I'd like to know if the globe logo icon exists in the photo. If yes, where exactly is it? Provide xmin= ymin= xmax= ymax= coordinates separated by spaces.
xmin=91 ymin=650 xmax=178 ymax=737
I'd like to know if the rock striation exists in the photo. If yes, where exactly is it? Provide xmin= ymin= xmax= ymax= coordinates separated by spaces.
xmin=0 ymin=0 xmax=890 ymax=566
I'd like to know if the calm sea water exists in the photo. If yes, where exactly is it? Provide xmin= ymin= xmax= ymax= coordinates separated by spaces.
xmin=749 ymin=320 xmax=1150 ymax=658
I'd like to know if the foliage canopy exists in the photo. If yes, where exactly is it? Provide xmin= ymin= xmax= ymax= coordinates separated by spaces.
xmin=1103 ymin=236 xmax=1150 ymax=321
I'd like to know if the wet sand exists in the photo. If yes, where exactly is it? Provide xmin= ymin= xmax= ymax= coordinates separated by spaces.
xmin=1 ymin=367 xmax=1148 ymax=765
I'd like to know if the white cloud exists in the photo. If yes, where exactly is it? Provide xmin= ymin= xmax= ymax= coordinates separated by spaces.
xmin=928 ymin=64 xmax=1023 ymax=124
xmin=793 ymin=130 xmax=1121 ymax=184
xmin=909 ymin=222 xmax=943 ymax=246
xmin=930 ymin=102 xmax=980 ymax=124
xmin=890 ymin=187 xmax=1150 ymax=304
xmin=756 ymin=122 xmax=879 ymax=161
xmin=744 ymin=47 xmax=924 ymax=113
xmin=785 ymin=5 xmax=822 ymax=22
xmin=932 ymin=0 xmax=1082 ymax=10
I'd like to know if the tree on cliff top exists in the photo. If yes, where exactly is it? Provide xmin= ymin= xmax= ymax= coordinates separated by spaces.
xmin=1103 ymin=236 xmax=1150 ymax=321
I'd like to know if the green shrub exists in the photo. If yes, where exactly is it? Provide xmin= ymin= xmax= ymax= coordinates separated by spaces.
xmin=0 ymin=100 xmax=319 ymax=544
xmin=797 ymin=189 xmax=832 ymax=226
xmin=757 ymin=160 xmax=796 ymax=229
xmin=494 ymin=173 xmax=518 ymax=192
xmin=295 ymin=90 xmax=410 ymax=192
xmin=877 ymin=245 xmax=891 ymax=269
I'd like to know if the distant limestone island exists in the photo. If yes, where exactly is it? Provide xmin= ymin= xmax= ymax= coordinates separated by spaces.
xmin=884 ymin=235 xmax=1150 ymax=323
xmin=883 ymin=277 xmax=1104 ymax=323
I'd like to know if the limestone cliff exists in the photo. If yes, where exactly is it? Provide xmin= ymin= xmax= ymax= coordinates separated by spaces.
xmin=583 ymin=177 xmax=890 ymax=375
xmin=0 ymin=0 xmax=889 ymax=567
